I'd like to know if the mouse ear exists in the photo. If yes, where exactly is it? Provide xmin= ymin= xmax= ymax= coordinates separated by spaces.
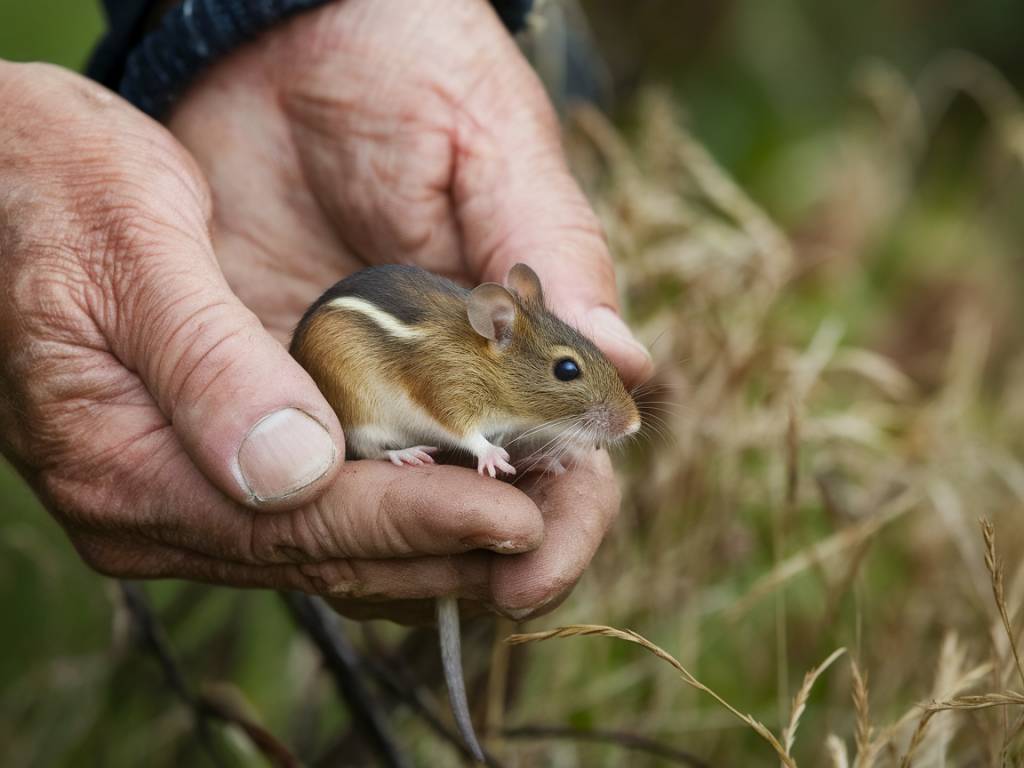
xmin=505 ymin=263 xmax=544 ymax=304
xmin=468 ymin=283 xmax=516 ymax=345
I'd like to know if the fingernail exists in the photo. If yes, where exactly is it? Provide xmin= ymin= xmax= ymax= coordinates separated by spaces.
xmin=238 ymin=408 xmax=336 ymax=502
xmin=587 ymin=306 xmax=653 ymax=360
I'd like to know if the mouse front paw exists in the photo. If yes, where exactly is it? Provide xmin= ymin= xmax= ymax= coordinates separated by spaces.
xmin=386 ymin=446 xmax=438 ymax=467
xmin=476 ymin=444 xmax=516 ymax=478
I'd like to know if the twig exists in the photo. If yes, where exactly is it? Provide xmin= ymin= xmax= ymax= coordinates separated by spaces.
xmin=118 ymin=581 xmax=225 ymax=767
xmin=119 ymin=582 xmax=300 ymax=768
xmin=280 ymin=593 xmax=411 ymax=768
xmin=502 ymin=724 xmax=712 ymax=767
xmin=202 ymin=687 xmax=302 ymax=768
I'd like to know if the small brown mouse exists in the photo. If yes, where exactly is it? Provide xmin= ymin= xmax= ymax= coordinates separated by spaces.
xmin=290 ymin=263 xmax=640 ymax=762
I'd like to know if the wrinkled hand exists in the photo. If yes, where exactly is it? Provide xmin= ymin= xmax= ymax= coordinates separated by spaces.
xmin=167 ymin=0 xmax=650 ymax=621
xmin=169 ymin=0 xmax=652 ymax=377
xmin=0 ymin=0 xmax=647 ymax=625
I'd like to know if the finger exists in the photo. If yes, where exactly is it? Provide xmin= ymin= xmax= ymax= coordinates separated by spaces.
xmin=449 ymin=53 xmax=653 ymax=387
xmin=280 ymin=3 xmax=651 ymax=386
xmin=72 ymin=530 xmax=492 ymax=602
xmin=489 ymin=450 xmax=621 ymax=619
xmin=70 ymin=402 xmax=544 ymax=564
xmin=254 ymin=460 xmax=544 ymax=562
xmin=97 ymin=177 xmax=344 ymax=509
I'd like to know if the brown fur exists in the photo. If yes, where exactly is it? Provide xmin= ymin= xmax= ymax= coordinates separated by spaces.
xmin=290 ymin=264 xmax=640 ymax=454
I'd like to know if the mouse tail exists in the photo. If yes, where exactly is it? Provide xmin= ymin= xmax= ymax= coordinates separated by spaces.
xmin=437 ymin=595 xmax=486 ymax=763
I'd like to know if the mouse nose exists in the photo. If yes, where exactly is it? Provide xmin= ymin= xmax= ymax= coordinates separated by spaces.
xmin=588 ymin=403 xmax=642 ymax=441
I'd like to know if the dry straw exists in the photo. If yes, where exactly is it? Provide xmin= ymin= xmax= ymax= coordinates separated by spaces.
xmin=494 ymin=46 xmax=1024 ymax=766
xmin=508 ymin=624 xmax=844 ymax=767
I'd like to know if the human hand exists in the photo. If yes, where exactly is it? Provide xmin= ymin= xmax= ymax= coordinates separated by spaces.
xmin=167 ymin=0 xmax=652 ymax=380
xmin=163 ymin=0 xmax=647 ymax=621
xmin=0 ymin=61 xmax=586 ymax=618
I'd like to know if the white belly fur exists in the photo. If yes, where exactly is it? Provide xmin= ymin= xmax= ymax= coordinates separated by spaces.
xmin=344 ymin=369 xmax=464 ymax=459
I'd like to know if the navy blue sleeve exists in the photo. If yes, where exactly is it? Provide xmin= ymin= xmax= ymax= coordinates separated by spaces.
xmin=88 ymin=0 xmax=153 ymax=89
xmin=88 ymin=0 xmax=535 ymax=103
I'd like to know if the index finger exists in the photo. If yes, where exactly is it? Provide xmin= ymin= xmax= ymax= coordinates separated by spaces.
xmin=77 ymin=401 xmax=545 ymax=565
xmin=252 ymin=460 xmax=546 ymax=562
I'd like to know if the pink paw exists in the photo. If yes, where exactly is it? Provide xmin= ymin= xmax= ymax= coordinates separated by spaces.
xmin=386 ymin=446 xmax=438 ymax=467
xmin=476 ymin=444 xmax=516 ymax=478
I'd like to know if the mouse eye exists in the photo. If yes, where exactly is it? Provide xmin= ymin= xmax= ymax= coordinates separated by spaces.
xmin=553 ymin=358 xmax=581 ymax=382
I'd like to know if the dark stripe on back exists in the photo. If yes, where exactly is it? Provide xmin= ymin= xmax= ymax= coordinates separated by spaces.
xmin=291 ymin=265 xmax=468 ymax=351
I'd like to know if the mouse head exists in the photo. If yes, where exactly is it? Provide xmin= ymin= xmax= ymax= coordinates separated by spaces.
xmin=467 ymin=264 xmax=641 ymax=445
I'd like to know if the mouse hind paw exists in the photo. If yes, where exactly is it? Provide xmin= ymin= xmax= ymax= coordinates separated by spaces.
xmin=386 ymin=446 xmax=438 ymax=467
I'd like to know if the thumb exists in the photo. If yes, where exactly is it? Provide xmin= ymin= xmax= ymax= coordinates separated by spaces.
xmin=106 ymin=221 xmax=343 ymax=510
xmin=453 ymin=57 xmax=653 ymax=388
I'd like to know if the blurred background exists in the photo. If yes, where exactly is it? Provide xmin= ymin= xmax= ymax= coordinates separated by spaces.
xmin=3 ymin=1 xmax=1024 ymax=765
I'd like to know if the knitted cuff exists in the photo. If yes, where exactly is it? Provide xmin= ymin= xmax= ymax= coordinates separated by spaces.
xmin=119 ymin=0 xmax=534 ymax=118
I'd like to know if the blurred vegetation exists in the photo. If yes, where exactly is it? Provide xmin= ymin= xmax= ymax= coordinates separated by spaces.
xmin=4 ymin=1 xmax=1024 ymax=766
xmin=0 ymin=2 xmax=102 ymax=69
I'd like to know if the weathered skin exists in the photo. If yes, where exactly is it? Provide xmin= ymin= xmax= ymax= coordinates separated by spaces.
xmin=0 ymin=0 xmax=649 ymax=630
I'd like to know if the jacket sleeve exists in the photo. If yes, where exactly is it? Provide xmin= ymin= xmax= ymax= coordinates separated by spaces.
xmin=87 ymin=0 xmax=535 ymax=94
xmin=87 ymin=0 xmax=154 ymax=89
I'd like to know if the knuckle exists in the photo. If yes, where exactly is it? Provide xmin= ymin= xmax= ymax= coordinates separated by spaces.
xmin=306 ymin=501 xmax=349 ymax=558
xmin=252 ymin=500 xmax=350 ymax=564
xmin=298 ymin=559 xmax=364 ymax=597
xmin=375 ymin=481 xmax=421 ymax=553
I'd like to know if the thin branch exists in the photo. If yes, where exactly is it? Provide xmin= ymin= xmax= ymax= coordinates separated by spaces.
xmin=119 ymin=581 xmax=300 ymax=768
xmin=119 ymin=581 xmax=225 ymax=766
xmin=279 ymin=593 xmax=411 ymax=768
xmin=202 ymin=688 xmax=302 ymax=768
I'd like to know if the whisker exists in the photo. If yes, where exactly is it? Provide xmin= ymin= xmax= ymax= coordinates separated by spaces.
xmin=513 ymin=417 xmax=589 ymax=479
xmin=504 ymin=415 xmax=580 ymax=448
xmin=520 ymin=419 xmax=592 ymax=478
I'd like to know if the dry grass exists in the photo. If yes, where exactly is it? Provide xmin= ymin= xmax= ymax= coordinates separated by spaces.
xmin=5 ymin=18 xmax=1024 ymax=768
xmin=508 ymin=625 xmax=844 ymax=767
xmin=486 ymin=50 xmax=1024 ymax=767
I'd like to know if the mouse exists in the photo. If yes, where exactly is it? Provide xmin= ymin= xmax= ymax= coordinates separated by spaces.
xmin=290 ymin=262 xmax=641 ymax=763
